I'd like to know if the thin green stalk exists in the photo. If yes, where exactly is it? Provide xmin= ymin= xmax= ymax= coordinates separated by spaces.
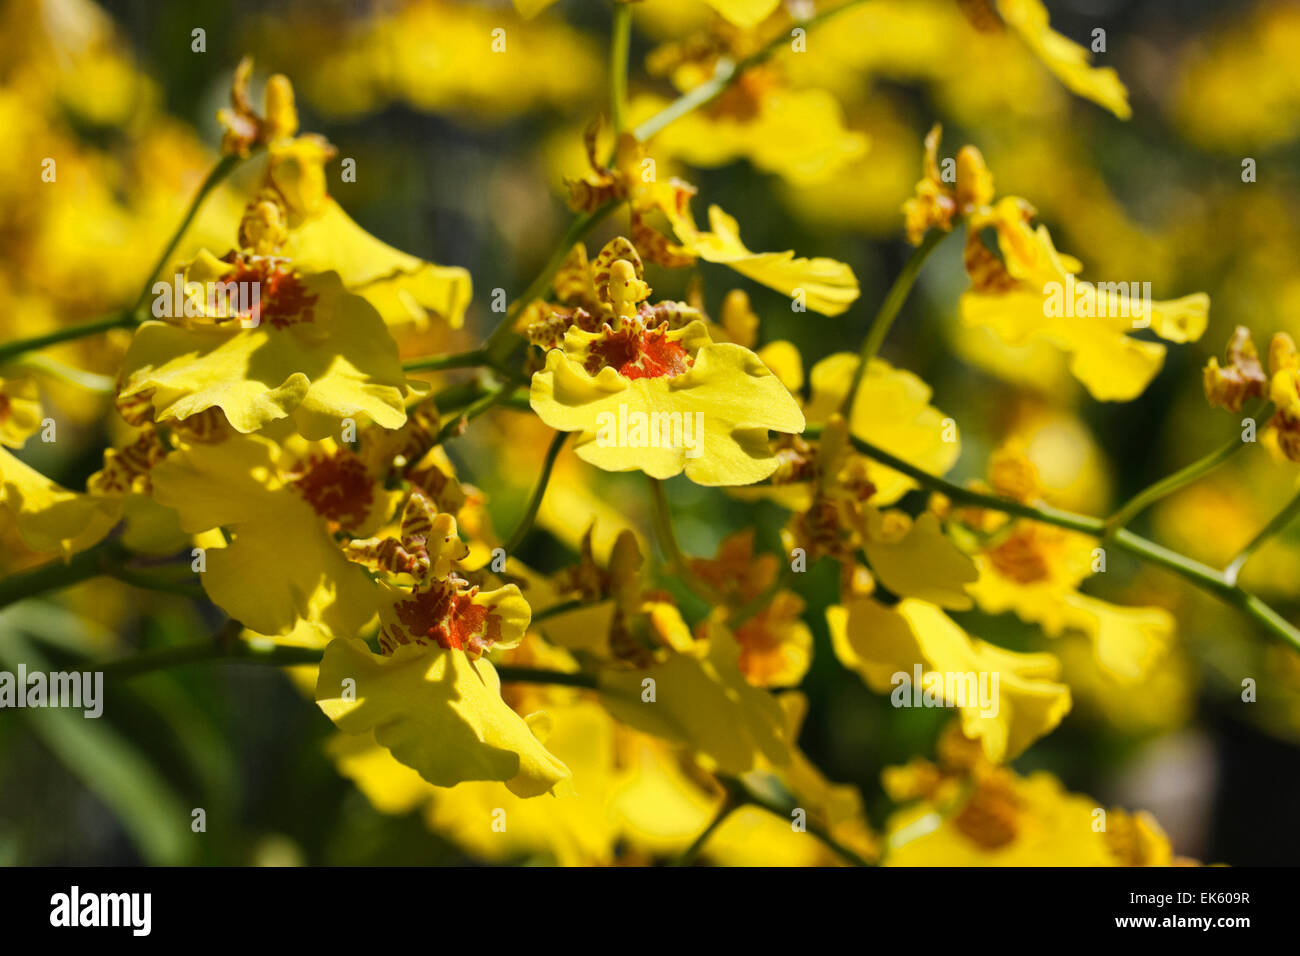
xmin=647 ymin=477 xmax=721 ymax=604
xmin=0 ymin=543 xmax=119 ymax=611
xmin=811 ymin=425 xmax=1300 ymax=653
xmin=482 ymin=201 xmax=620 ymax=364
xmin=402 ymin=349 xmax=492 ymax=374
xmin=728 ymin=775 xmax=873 ymax=867
xmin=1104 ymin=404 xmax=1265 ymax=537
xmin=1225 ymin=488 xmax=1300 ymax=586
xmin=105 ymin=633 xmax=320 ymax=680
xmin=102 ymin=629 xmax=599 ymax=688
xmin=0 ymin=542 xmax=207 ymax=610
xmin=493 ymin=665 xmax=598 ymax=689
xmin=106 ymin=565 xmax=206 ymax=600
xmin=131 ymin=152 xmax=244 ymax=315
xmin=8 ymin=353 xmax=116 ymax=392
xmin=0 ymin=152 xmax=246 ymax=365
xmin=434 ymin=384 xmax=515 ymax=445
xmin=610 ymin=1 xmax=633 ymax=138
xmin=503 ymin=431 xmax=569 ymax=554
xmin=632 ymin=0 xmax=871 ymax=144
xmin=0 ymin=313 xmax=136 ymax=366
xmin=671 ymin=789 xmax=743 ymax=866
xmin=841 ymin=228 xmax=947 ymax=414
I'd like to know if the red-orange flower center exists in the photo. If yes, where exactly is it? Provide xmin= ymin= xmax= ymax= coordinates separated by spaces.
xmin=288 ymin=451 xmax=373 ymax=529
xmin=585 ymin=322 xmax=692 ymax=380
xmin=389 ymin=580 xmax=502 ymax=657
xmin=220 ymin=254 xmax=318 ymax=328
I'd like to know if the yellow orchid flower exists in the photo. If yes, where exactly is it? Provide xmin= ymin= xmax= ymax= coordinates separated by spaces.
xmin=960 ymin=196 xmax=1209 ymax=401
xmin=530 ymin=247 xmax=805 ymax=486
xmin=635 ymin=88 xmax=867 ymax=187
xmin=0 ymin=448 xmax=119 ymax=558
xmin=315 ymin=504 xmax=569 ymax=797
xmin=954 ymin=444 xmax=1174 ymax=682
xmin=882 ymin=731 xmax=1184 ymax=865
xmin=599 ymin=622 xmax=791 ymax=775
xmin=1203 ymin=325 xmax=1267 ymax=414
xmin=119 ymin=254 xmax=410 ymax=440
xmin=149 ymin=434 xmax=391 ymax=637
xmin=564 ymin=130 xmax=859 ymax=314
xmin=802 ymin=350 xmax=960 ymax=507
xmin=316 ymin=637 xmax=571 ymax=798
xmin=902 ymin=123 xmax=995 ymax=244
xmin=981 ymin=0 xmax=1131 ymax=120
xmin=689 ymin=530 xmax=812 ymax=687
xmin=829 ymin=596 xmax=1072 ymax=762
xmin=666 ymin=204 xmax=861 ymax=316
xmin=203 ymin=60 xmax=473 ymax=331
xmin=770 ymin=415 xmax=976 ymax=607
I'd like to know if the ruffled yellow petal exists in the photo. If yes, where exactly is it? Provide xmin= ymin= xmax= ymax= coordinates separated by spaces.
xmin=961 ymin=212 xmax=1208 ymax=401
xmin=149 ymin=436 xmax=379 ymax=637
xmin=1058 ymin=593 xmax=1173 ymax=684
xmin=120 ymin=268 xmax=409 ymax=439
xmin=0 ymin=448 xmax=118 ymax=557
xmin=283 ymin=201 xmax=472 ymax=330
xmin=863 ymin=511 xmax=978 ymax=609
xmin=806 ymin=353 xmax=959 ymax=504
xmin=316 ymin=637 xmax=572 ymax=797
xmin=530 ymin=335 xmax=805 ymax=486
xmin=884 ymin=768 xmax=1172 ymax=865
xmin=669 ymin=205 xmax=860 ymax=316
xmin=829 ymin=597 xmax=1071 ymax=762
xmin=598 ymin=625 xmax=790 ymax=774
xmin=996 ymin=0 xmax=1131 ymax=119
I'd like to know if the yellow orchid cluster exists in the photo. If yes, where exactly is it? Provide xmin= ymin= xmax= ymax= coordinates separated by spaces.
xmin=7 ymin=0 xmax=1300 ymax=872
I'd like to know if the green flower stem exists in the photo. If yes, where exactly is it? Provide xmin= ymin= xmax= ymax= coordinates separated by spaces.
xmin=841 ymin=227 xmax=948 ymax=415
xmin=481 ymin=200 xmax=621 ymax=366
xmin=610 ymin=1 xmax=633 ymax=138
xmin=670 ymin=785 xmax=744 ymax=866
xmin=8 ymin=353 xmax=116 ymax=392
xmin=0 ymin=313 xmax=137 ymax=366
xmin=493 ymin=665 xmax=598 ymax=689
xmin=0 ymin=543 xmax=120 ymax=611
xmin=805 ymin=424 xmax=1300 ymax=653
xmin=1225 ymin=488 xmax=1300 ymax=586
xmin=631 ymin=0 xmax=871 ymax=144
xmin=648 ymin=477 xmax=722 ymax=605
xmin=101 ymin=627 xmax=600 ymax=688
xmin=1103 ymin=403 xmax=1266 ymax=538
xmin=402 ymin=349 xmax=494 ymax=374
xmin=130 ymin=152 xmax=245 ymax=315
xmin=480 ymin=0 xmax=870 ymax=370
xmin=0 ymin=153 xmax=247 ymax=365
xmin=503 ymin=430 xmax=569 ymax=554
xmin=726 ymin=775 xmax=873 ymax=867
xmin=434 ymin=383 xmax=516 ymax=445
xmin=0 ymin=541 xmax=211 ymax=611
